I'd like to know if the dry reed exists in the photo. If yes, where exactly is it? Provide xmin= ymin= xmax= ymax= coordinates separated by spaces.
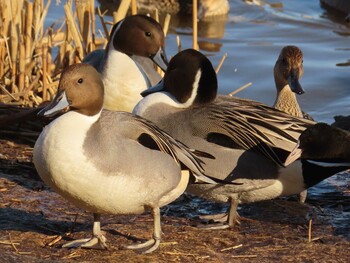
xmin=192 ymin=0 xmax=198 ymax=50
xmin=0 ymin=0 xmax=113 ymax=107
xmin=0 ymin=0 xmax=212 ymax=109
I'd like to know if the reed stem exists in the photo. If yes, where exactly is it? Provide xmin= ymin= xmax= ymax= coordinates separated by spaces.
xmin=192 ymin=0 xmax=198 ymax=50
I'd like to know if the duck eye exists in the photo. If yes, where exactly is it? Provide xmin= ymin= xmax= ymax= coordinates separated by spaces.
xmin=145 ymin=32 xmax=152 ymax=37
xmin=77 ymin=78 xmax=83 ymax=84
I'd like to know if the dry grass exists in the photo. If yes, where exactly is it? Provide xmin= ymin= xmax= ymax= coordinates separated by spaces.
xmin=0 ymin=0 xmax=181 ymax=109
xmin=0 ymin=0 xmax=138 ymax=108
xmin=0 ymin=138 xmax=349 ymax=262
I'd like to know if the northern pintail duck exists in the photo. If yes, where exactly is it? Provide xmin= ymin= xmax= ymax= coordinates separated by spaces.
xmin=82 ymin=15 xmax=168 ymax=112
xmin=273 ymin=45 xmax=314 ymax=202
xmin=33 ymin=63 xmax=218 ymax=253
xmin=98 ymin=0 xmax=230 ymax=18
xmin=133 ymin=49 xmax=350 ymax=229
xmin=273 ymin=46 xmax=314 ymax=121
xmin=286 ymin=122 xmax=350 ymax=165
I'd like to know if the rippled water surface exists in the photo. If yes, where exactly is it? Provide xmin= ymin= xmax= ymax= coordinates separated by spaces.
xmin=49 ymin=0 xmax=350 ymax=122
xmin=47 ymin=0 xmax=350 ymax=235
xmin=165 ymin=0 xmax=350 ymax=123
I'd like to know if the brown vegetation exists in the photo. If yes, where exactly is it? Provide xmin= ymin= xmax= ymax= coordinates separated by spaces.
xmin=0 ymin=1 xmax=349 ymax=262
xmin=1 ymin=139 xmax=350 ymax=262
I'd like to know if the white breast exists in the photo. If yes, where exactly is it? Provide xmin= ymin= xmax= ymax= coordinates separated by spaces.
xmin=239 ymin=162 xmax=305 ymax=203
xmin=102 ymin=51 xmax=149 ymax=112
xmin=33 ymin=112 xmax=147 ymax=214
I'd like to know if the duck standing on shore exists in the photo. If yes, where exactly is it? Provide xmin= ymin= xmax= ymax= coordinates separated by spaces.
xmin=273 ymin=45 xmax=314 ymax=202
xmin=33 ymin=63 xmax=218 ymax=253
xmin=134 ymin=49 xmax=350 ymax=229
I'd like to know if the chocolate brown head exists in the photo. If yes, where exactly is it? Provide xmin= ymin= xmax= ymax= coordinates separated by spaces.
xmin=109 ymin=15 xmax=168 ymax=70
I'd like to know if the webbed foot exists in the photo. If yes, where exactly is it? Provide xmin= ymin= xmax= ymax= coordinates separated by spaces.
xmin=62 ymin=213 xmax=107 ymax=250
xmin=125 ymin=237 xmax=160 ymax=254
xmin=62 ymin=234 xmax=107 ymax=249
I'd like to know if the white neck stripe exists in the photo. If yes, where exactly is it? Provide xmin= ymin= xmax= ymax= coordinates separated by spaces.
xmin=133 ymin=69 xmax=202 ymax=116
xmin=182 ymin=69 xmax=201 ymax=108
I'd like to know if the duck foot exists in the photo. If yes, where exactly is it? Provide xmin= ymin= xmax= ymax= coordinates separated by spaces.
xmin=125 ymin=237 xmax=160 ymax=254
xmin=62 ymin=213 xmax=107 ymax=249
xmin=197 ymin=216 xmax=240 ymax=230
xmin=198 ymin=198 xmax=241 ymax=229
xmin=126 ymin=207 xmax=162 ymax=254
xmin=62 ymin=234 xmax=108 ymax=249
xmin=199 ymin=213 xmax=228 ymax=223
xmin=197 ymin=222 xmax=232 ymax=230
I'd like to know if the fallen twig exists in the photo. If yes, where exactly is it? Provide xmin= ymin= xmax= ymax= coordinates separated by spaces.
xmin=220 ymin=243 xmax=243 ymax=252
xmin=62 ymin=251 xmax=81 ymax=259
xmin=0 ymin=240 xmax=20 ymax=246
xmin=231 ymin=255 xmax=258 ymax=258
xmin=8 ymin=233 xmax=19 ymax=253
xmin=48 ymin=235 xmax=63 ymax=247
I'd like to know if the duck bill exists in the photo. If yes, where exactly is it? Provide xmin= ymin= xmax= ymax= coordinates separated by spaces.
xmin=284 ymin=142 xmax=303 ymax=166
xmin=288 ymin=75 xmax=304 ymax=95
xmin=151 ymin=47 xmax=168 ymax=72
xmin=38 ymin=90 xmax=69 ymax=118
xmin=141 ymin=79 xmax=165 ymax=97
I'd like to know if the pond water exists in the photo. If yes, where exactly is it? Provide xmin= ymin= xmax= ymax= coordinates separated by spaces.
xmin=46 ymin=0 xmax=349 ymax=236
xmin=48 ymin=0 xmax=350 ymax=123
xmin=163 ymin=0 xmax=350 ymax=124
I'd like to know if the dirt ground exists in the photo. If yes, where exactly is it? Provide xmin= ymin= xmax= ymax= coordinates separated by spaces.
xmin=0 ymin=139 xmax=350 ymax=263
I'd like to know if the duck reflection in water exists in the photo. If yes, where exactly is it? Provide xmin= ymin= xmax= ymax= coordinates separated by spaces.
xmin=98 ymin=0 xmax=229 ymax=52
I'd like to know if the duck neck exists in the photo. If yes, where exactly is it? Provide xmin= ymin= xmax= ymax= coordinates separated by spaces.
xmin=54 ymin=110 xmax=101 ymax=127
xmin=133 ymin=92 xmax=189 ymax=117
xmin=101 ymin=50 xmax=148 ymax=111
xmin=274 ymin=85 xmax=303 ymax=117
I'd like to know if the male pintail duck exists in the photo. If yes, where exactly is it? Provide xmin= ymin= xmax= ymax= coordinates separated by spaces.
xmin=82 ymin=15 xmax=168 ymax=112
xmin=98 ymin=0 xmax=230 ymax=18
xmin=273 ymin=45 xmax=314 ymax=202
xmin=133 ymin=49 xmax=349 ymax=229
xmin=33 ymin=63 xmax=218 ymax=253
xmin=286 ymin=123 xmax=350 ymax=165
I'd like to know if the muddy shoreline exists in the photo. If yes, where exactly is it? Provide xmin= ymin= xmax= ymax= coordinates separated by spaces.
xmin=0 ymin=139 xmax=349 ymax=262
